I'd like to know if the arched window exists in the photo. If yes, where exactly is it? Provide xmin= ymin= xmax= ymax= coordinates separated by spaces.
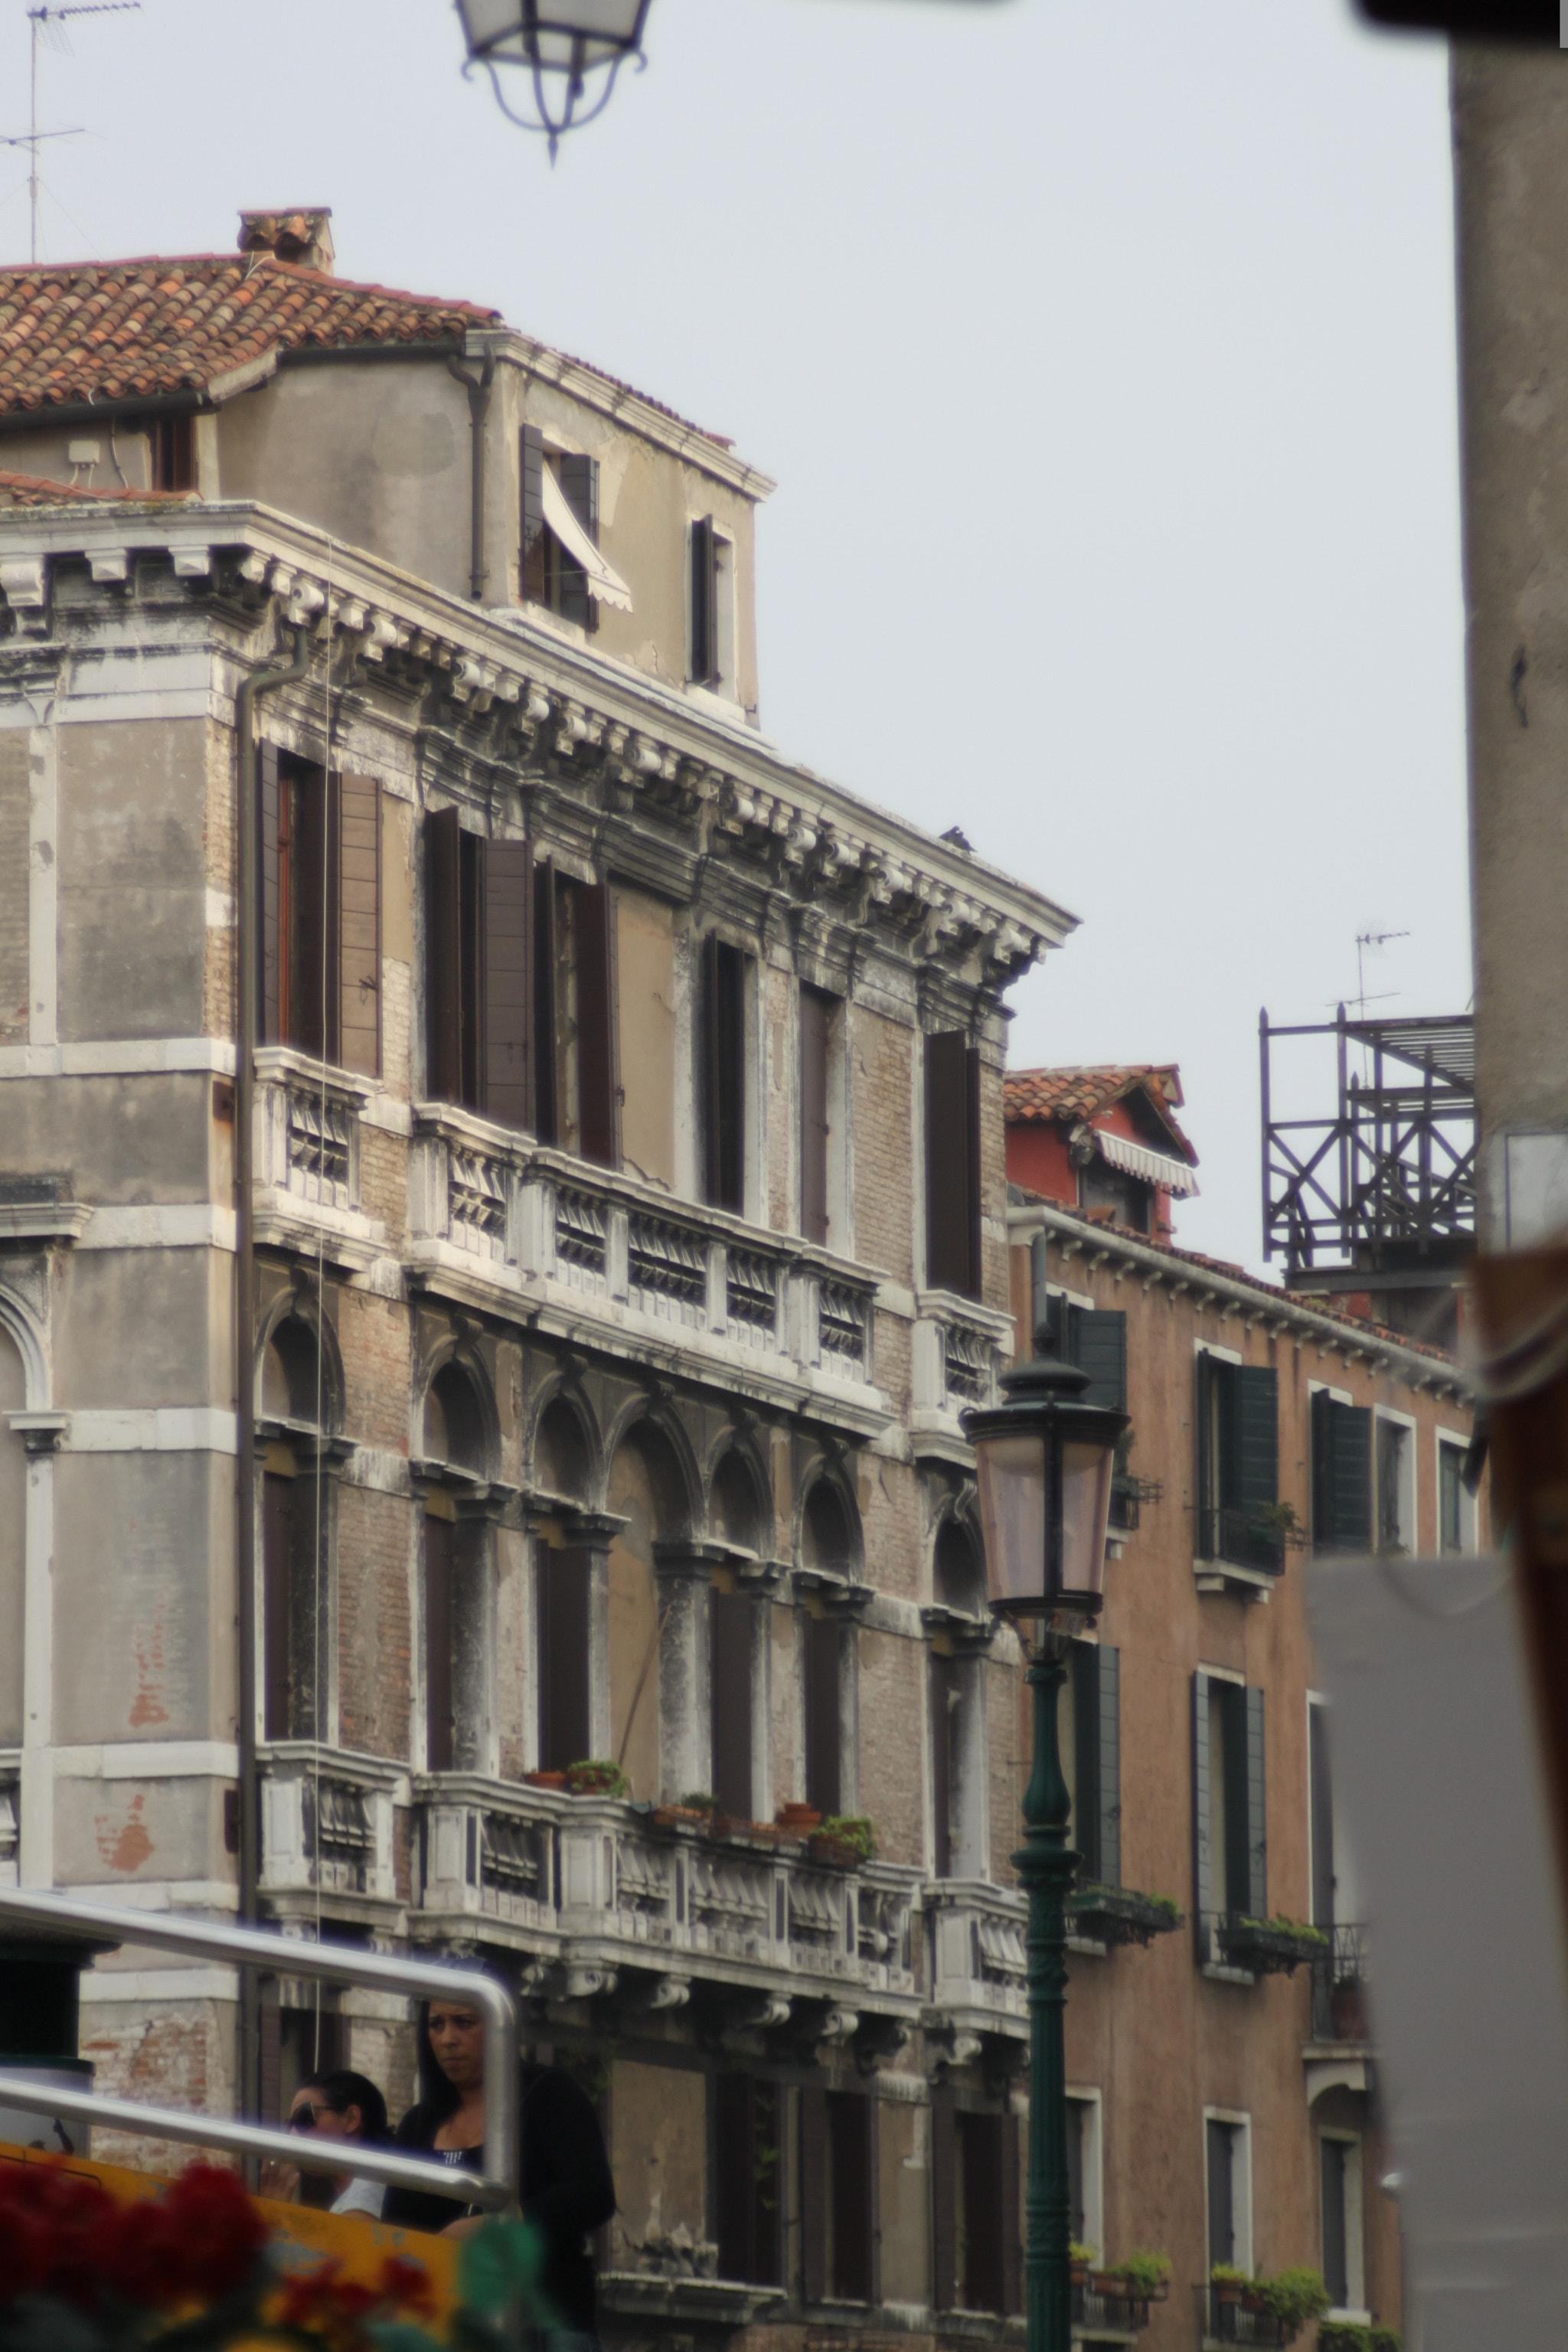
xmin=935 ymin=1517 xmax=985 ymax=1617
xmin=707 ymin=1449 xmax=766 ymax=1821
xmin=258 ymin=1316 xmax=328 ymax=1743
xmin=931 ymin=1514 xmax=988 ymax=1880
xmin=798 ymin=1475 xmax=859 ymax=1820
xmin=606 ymin=1421 xmax=690 ymax=1800
xmin=710 ymin=1449 xmax=763 ymax=1556
xmin=421 ymin=1360 xmax=493 ymax=1775
xmin=0 ymin=1325 xmax=25 ymax=1749
xmin=533 ymin=1396 xmax=594 ymax=1777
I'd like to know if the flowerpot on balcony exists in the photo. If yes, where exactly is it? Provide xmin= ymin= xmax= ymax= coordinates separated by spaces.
xmin=777 ymin=1803 xmax=822 ymax=1832
xmin=807 ymin=1835 xmax=859 ymax=1869
xmin=565 ymin=1759 xmax=630 ymax=1798
xmin=524 ymin=1770 xmax=567 ymax=1789
xmin=652 ymin=1805 xmax=713 ymax=1831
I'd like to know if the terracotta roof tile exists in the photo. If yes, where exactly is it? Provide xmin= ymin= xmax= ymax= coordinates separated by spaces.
xmin=1004 ymin=1064 xmax=1196 ymax=1165
xmin=0 ymin=468 xmax=197 ymax=508
xmin=0 ymin=255 xmax=501 ymax=413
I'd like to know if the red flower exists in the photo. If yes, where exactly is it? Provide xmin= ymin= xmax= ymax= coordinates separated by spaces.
xmin=377 ymin=2252 xmax=435 ymax=2317
xmin=0 ymin=2197 xmax=49 ymax=2299
xmin=160 ymin=2162 xmax=269 ymax=2300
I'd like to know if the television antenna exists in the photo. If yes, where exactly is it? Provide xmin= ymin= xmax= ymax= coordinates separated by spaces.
xmin=1354 ymin=927 xmax=1410 ymax=1023
xmin=2 ymin=2 xmax=141 ymax=264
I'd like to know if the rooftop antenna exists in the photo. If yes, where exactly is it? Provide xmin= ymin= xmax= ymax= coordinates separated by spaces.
xmin=1354 ymin=927 xmax=1410 ymax=1024
xmin=14 ymin=2 xmax=140 ymax=264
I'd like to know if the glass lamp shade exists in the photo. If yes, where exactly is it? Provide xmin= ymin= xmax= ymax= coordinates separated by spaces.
xmin=964 ymin=1354 xmax=1125 ymax=1632
xmin=457 ymin=0 xmax=650 ymax=74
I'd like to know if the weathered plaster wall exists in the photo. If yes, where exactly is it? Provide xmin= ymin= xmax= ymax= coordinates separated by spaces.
xmin=56 ymin=720 xmax=208 ymax=1043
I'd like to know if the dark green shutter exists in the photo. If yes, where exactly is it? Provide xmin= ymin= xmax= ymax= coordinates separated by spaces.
xmin=1068 ymin=1308 xmax=1127 ymax=1413
xmin=1244 ymin=1686 xmax=1267 ymax=1919
xmin=1220 ymin=1681 xmax=1251 ymax=1916
xmin=1196 ymin=1354 xmax=1216 ymax=1556
xmin=1192 ymin=1669 xmax=1212 ymax=1958
xmin=1334 ymin=1403 xmax=1373 ymax=1551
xmin=521 ymin=424 xmax=545 ymax=601
xmin=1072 ymin=1643 xmax=1099 ymax=1878
xmin=483 ymin=838 xmax=533 ymax=1132
xmin=1096 ymin=1645 xmax=1120 ymax=1890
xmin=1233 ymin=1364 xmax=1279 ymax=1569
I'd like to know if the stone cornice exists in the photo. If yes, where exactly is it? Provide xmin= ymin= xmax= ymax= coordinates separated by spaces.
xmin=0 ymin=501 xmax=1075 ymax=995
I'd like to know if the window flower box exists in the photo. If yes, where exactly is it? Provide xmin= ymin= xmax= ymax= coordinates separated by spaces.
xmin=1216 ymin=1915 xmax=1328 ymax=1977
xmin=1072 ymin=1883 xmax=1183 ymax=1949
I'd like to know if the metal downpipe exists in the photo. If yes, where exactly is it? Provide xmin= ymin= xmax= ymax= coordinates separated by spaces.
xmin=449 ymin=349 xmax=496 ymax=600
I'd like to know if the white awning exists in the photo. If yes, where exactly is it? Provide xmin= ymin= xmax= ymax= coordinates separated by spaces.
xmin=1094 ymin=1125 xmax=1200 ymax=1197
xmin=541 ymin=466 xmax=634 ymax=612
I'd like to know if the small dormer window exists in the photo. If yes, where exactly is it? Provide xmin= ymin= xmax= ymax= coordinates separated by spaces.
xmin=521 ymin=426 xmax=632 ymax=629
xmin=689 ymin=514 xmax=734 ymax=694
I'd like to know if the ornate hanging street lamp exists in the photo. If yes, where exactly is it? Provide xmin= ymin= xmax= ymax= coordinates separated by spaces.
xmin=962 ymin=1341 xmax=1126 ymax=2352
xmin=456 ymin=0 xmax=651 ymax=156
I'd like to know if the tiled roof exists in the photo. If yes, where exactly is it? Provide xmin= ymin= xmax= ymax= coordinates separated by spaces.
xmin=0 ymin=468 xmax=196 ymax=508
xmin=1004 ymin=1064 xmax=1196 ymax=1165
xmin=0 ymin=256 xmax=502 ymax=413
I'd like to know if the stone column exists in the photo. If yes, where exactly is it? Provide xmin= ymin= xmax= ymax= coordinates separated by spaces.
xmin=654 ymin=1540 xmax=727 ymax=1803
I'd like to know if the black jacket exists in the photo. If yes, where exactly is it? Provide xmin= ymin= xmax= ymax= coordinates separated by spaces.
xmin=384 ymin=2063 xmax=616 ymax=2330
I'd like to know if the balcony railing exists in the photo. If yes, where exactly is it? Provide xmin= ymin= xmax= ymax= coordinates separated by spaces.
xmin=1071 ymin=2276 xmax=1155 ymax=2334
xmin=1196 ymin=1506 xmax=1284 ymax=1576
xmin=413 ymin=1778 xmax=920 ymax=2017
xmin=258 ymin=1744 xmax=400 ymax=1910
xmin=409 ymin=1109 xmax=880 ymax=1407
xmin=1197 ymin=2286 xmax=1294 ymax=2346
xmin=1309 ymin=1922 xmax=1370 ymax=2043
xmin=254 ymin=1050 xmax=366 ymax=1217
xmin=926 ymin=1879 xmax=1027 ymax=2034
xmin=0 ymin=1754 xmax=18 ymax=1889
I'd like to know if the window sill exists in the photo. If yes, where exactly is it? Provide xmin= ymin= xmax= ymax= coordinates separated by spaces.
xmin=1194 ymin=1560 xmax=1275 ymax=1603
xmin=1200 ymin=1959 xmax=1258 ymax=1988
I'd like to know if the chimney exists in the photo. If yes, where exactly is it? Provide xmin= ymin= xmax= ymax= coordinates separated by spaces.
xmin=237 ymin=207 xmax=334 ymax=272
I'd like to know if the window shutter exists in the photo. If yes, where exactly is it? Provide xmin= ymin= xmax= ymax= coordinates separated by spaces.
xmin=710 ymin=1587 xmax=754 ymax=1821
xmin=803 ymin=1612 xmax=841 ymax=1818
xmin=1071 ymin=1641 xmax=1099 ymax=1880
xmin=1233 ymin=1364 xmax=1280 ymax=1569
xmin=691 ymin=516 xmax=716 ymax=683
xmin=1192 ymin=1669 xmax=1212 ymax=1956
xmin=1319 ymin=1396 xmax=1372 ymax=1553
xmin=1030 ymin=1233 xmax=1050 ymax=1350
xmin=964 ymin=1040 xmax=982 ymax=1298
xmin=828 ymin=2092 xmax=874 ymax=2303
xmin=575 ymin=881 xmax=620 ymax=1168
xmin=1196 ymin=1355 xmax=1216 ymax=1557
xmin=425 ymin=808 xmax=462 ymax=1103
xmin=425 ymin=1514 xmax=455 ymax=1773
xmin=926 ymin=1031 xmax=972 ymax=1296
xmin=930 ymin=1653 xmax=956 ymax=1879
xmin=1309 ymin=1702 xmax=1335 ymax=1929
xmin=459 ymin=831 xmax=482 ymax=1111
xmin=558 ymin=454 xmax=599 ymax=630
xmin=1096 ymin=1644 xmax=1121 ymax=1890
xmin=521 ymin=424 xmax=546 ymax=602
xmin=704 ymin=936 xmax=746 ymax=1213
xmin=286 ymin=765 xmax=340 ymax=1062
xmin=258 ymin=743 xmax=281 ymax=1045
xmin=484 ymin=838 xmax=534 ymax=1132
xmin=799 ymin=985 xmax=831 ymax=1246
xmin=1244 ymin=1684 xmax=1268 ymax=1921
xmin=263 ymin=1473 xmax=295 ymax=1740
xmin=534 ymin=854 xmax=558 ymax=1145
xmin=537 ymin=1544 xmax=592 ymax=1773
xmin=1068 ymin=1308 xmax=1127 ymax=1414
xmin=1321 ymin=2138 xmax=1350 ymax=2309
xmin=1000 ymin=2110 xmax=1023 ymax=2317
xmin=338 ymin=774 xmax=381 ymax=1077
xmin=800 ymin=2086 xmax=829 ymax=2303
xmin=714 ymin=2073 xmax=754 ymax=2283
xmin=962 ymin=2113 xmax=1004 ymax=2314
xmin=930 ymin=2099 xmax=956 ymax=2312
xmin=1206 ymin=2118 xmax=1235 ymax=2269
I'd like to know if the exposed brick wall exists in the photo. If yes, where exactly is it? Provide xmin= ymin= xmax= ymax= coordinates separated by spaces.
xmin=855 ymin=1624 xmax=923 ymax=1867
xmin=79 ymin=1997 xmax=234 ymax=2177
xmin=0 ymin=729 xmax=28 ymax=1042
xmin=335 ymin=1286 xmax=412 ymax=1455
xmin=851 ymin=1007 xmax=913 ymax=1286
xmin=335 ymin=1482 xmax=412 ymax=1762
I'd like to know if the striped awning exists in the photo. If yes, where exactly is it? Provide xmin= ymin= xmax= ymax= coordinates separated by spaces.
xmin=1094 ymin=1125 xmax=1200 ymax=1197
xmin=541 ymin=464 xmax=634 ymax=612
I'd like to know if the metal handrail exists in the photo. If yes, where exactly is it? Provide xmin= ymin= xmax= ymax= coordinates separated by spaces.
xmin=0 ymin=1887 xmax=518 ymax=2212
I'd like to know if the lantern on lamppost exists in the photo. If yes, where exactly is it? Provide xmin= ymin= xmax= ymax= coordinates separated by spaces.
xmin=456 ymin=0 xmax=652 ymax=156
xmin=962 ymin=1344 xmax=1126 ymax=2352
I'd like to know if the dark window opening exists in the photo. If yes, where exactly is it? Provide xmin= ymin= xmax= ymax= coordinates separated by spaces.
xmin=1321 ymin=2137 xmax=1350 ymax=2311
xmin=259 ymin=751 xmax=381 ymax=1076
xmin=521 ymin=426 xmax=599 ymax=632
xmin=714 ymin=2073 xmax=782 ymax=2286
xmin=150 ymin=413 xmax=194 ymax=492
xmin=710 ymin=1586 xmax=754 ymax=1821
xmin=425 ymin=1510 xmax=456 ymax=1774
xmin=691 ymin=515 xmax=718 ymax=684
xmin=803 ymin=1612 xmax=841 ymax=1820
xmin=537 ymin=1544 xmax=591 ymax=1773
xmin=802 ymin=2086 xmax=874 ymax=2304
xmin=1194 ymin=1671 xmax=1266 ymax=1955
xmin=800 ymin=985 xmax=835 ymax=1247
xmin=931 ymin=1652 xmax=957 ymax=1879
xmin=263 ymin=1468 xmax=322 ymax=1742
xmin=1309 ymin=1700 xmax=1335 ymax=1930
xmin=1196 ymin=1355 xmax=1281 ymax=1571
xmin=932 ymin=2104 xmax=1021 ymax=2316
xmin=1207 ymin=2118 xmax=1237 ymax=2272
xmin=1078 ymin=1159 xmax=1152 ymax=1235
xmin=1439 ymin=1439 xmax=1465 ymax=1553
xmin=925 ymin=1031 xmax=982 ymax=1301
xmin=702 ymin=936 xmax=746 ymax=1214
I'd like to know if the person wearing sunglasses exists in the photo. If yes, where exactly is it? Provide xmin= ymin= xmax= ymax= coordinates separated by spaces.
xmin=260 ymin=2069 xmax=390 ymax=2218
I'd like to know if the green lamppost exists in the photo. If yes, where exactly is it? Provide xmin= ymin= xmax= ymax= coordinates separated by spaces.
xmin=962 ymin=1341 xmax=1127 ymax=2352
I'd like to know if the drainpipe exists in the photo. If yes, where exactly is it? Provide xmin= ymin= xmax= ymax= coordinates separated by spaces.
xmin=234 ymin=622 xmax=310 ymax=2136
xmin=449 ymin=350 xmax=496 ymax=601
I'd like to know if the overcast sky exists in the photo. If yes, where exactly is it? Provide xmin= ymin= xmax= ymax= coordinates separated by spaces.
xmin=1 ymin=0 xmax=1468 ymax=1275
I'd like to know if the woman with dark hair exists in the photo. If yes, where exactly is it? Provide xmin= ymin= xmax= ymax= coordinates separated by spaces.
xmin=260 ymin=2067 xmax=390 ymax=2219
xmin=384 ymin=1996 xmax=616 ymax=2344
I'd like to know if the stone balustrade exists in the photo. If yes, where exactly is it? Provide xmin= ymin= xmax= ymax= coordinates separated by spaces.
xmin=258 ymin=1743 xmax=402 ymax=1919
xmin=924 ymin=1877 xmax=1029 ymax=2049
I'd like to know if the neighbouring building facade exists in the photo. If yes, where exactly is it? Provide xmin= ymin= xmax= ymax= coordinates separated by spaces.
xmin=0 ymin=209 xmax=1094 ymax=2350
xmin=1006 ymin=1067 xmax=1488 ymax=2349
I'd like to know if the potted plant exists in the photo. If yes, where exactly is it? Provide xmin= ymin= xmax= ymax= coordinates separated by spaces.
xmin=1210 ymin=2262 xmax=1250 ymax=2308
xmin=776 ymin=1801 xmax=822 ymax=1833
xmin=565 ymin=1758 xmax=630 ymax=1798
xmin=523 ymin=1768 xmax=567 ymax=1789
xmin=652 ymin=1790 xmax=716 ymax=1829
xmin=1259 ymin=2268 xmax=1331 ymax=2334
xmin=1112 ymin=2249 xmax=1170 ymax=2299
xmin=1069 ymin=2241 xmax=1098 ymax=2290
xmin=1217 ymin=1914 xmax=1331 ymax=1975
xmin=808 ymin=1814 xmax=877 ymax=1866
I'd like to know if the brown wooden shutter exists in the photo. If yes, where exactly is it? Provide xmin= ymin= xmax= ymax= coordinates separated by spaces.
xmin=931 ymin=2099 xmax=957 ymax=2313
xmin=576 ymin=881 xmax=620 ymax=1168
xmin=425 ymin=807 xmax=462 ymax=1103
xmin=926 ymin=1031 xmax=973 ymax=1295
xmin=964 ymin=1040 xmax=982 ymax=1298
xmin=1000 ymin=2108 xmax=1023 ymax=2315
xmin=533 ymin=854 xmax=558 ymax=1145
xmin=537 ymin=1544 xmax=591 ymax=1772
xmin=710 ymin=1588 xmax=753 ymax=1821
xmin=828 ymin=2091 xmax=874 ymax=2302
xmin=962 ymin=2112 xmax=1004 ymax=2314
xmin=521 ymin=423 xmax=546 ymax=603
xmin=484 ymin=838 xmax=534 ymax=1131
xmin=558 ymin=454 xmax=599 ymax=630
xmin=286 ymin=765 xmax=340 ymax=1062
xmin=425 ymin=1513 xmax=455 ymax=1773
xmin=338 ymin=773 xmax=381 ymax=1077
xmin=714 ymin=2072 xmax=754 ymax=2282
xmin=262 ymin=1473 xmax=294 ymax=1740
xmin=800 ymin=985 xmax=831 ymax=1245
xmin=259 ymin=743 xmax=281 ymax=1045
xmin=703 ymin=936 xmax=746 ymax=1212
xmin=930 ymin=1652 xmax=956 ymax=1879
xmin=803 ymin=1612 xmax=841 ymax=1818
xmin=800 ymin=2085 xmax=829 ymax=2304
xmin=691 ymin=516 xmax=716 ymax=683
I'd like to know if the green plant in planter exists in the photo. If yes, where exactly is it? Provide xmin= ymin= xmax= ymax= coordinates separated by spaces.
xmin=566 ymin=1758 xmax=629 ymax=1797
xmin=1114 ymin=2250 xmax=1171 ymax=2295
xmin=1318 ymin=2325 xmax=1374 ymax=2352
xmin=676 ymin=1792 xmax=717 ymax=1811
xmin=1069 ymin=2242 xmax=1099 ymax=2269
xmin=1370 ymin=2328 xmax=1401 ymax=2352
xmin=817 ymin=1814 xmax=877 ymax=1860
xmin=1259 ymin=2266 xmax=1331 ymax=2329
xmin=1210 ymin=2264 xmax=1252 ymax=2287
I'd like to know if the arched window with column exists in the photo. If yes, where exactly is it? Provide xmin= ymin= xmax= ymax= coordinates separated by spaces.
xmin=606 ymin=1417 xmax=693 ymax=1802
xmin=707 ymin=1446 xmax=766 ymax=1822
xmin=798 ymin=1474 xmax=860 ymax=1821
xmin=0 ymin=1318 xmax=26 ymax=1751
xmin=257 ymin=1314 xmax=335 ymax=1743
xmin=930 ymin=1512 xmax=988 ymax=1880
xmin=531 ymin=1395 xmax=595 ymax=1775
xmin=420 ymin=1358 xmax=495 ymax=1775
